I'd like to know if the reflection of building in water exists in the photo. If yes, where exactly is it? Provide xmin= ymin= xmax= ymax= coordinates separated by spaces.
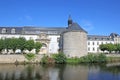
xmin=0 ymin=64 xmax=89 ymax=80
xmin=63 ymin=65 xmax=89 ymax=80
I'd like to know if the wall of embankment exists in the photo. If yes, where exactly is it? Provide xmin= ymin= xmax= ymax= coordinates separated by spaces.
xmin=0 ymin=55 xmax=43 ymax=63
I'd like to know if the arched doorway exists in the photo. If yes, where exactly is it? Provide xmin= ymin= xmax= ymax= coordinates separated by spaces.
xmin=39 ymin=43 xmax=48 ymax=54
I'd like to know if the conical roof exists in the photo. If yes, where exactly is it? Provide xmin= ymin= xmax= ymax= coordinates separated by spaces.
xmin=68 ymin=22 xmax=87 ymax=33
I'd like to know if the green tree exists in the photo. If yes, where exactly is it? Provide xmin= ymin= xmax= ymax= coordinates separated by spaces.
xmin=25 ymin=40 xmax=35 ymax=52
xmin=17 ymin=37 xmax=26 ymax=53
xmin=0 ymin=39 xmax=4 ymax=53
xmin=34 ymin=42 xmax=42 ymax=54
xmin=115 ymin=44 xmax=120 ymax=53
xmin=99 ymin=44 xmax=107 ymax=52
xmin=106 ymin=43 xmax=115 ymax=53
xmin=9 ymin=38 xmax=18 ymax=53
xmin=3 ymin=38 xmax=11 ymax=53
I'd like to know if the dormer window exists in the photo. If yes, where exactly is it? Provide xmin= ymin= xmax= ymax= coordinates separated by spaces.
xmin=11 ymin=28 xmax=15 ymax=34
xmin=2 ymin=28 xmax=7 ymax=33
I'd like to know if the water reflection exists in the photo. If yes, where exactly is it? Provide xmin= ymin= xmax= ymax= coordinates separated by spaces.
xmin=0 ymin=63 xmax=120 ymax=80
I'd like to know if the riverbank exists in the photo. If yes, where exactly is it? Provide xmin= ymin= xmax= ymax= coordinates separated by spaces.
xmin=0 ymin=53 xmax=120 ymax=64
xmin=0 ymin=54 xmax=43 ymax=64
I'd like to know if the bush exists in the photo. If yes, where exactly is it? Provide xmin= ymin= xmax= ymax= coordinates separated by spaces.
xmin=24 ymin=53 xmax=36 ymax=61
xmin=97 ymin=53 xmax=107 ymax=62
xmin=41 ymin=55 xmax=49 ymax=64
xmin=79 ymin=53 xmax=107 ymax=63
xmin=52 ymin=52 xmax=67 ymax=64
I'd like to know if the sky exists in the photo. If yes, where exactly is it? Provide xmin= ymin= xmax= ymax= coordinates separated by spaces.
xmin=0 ymin=0 xmax=120 ymax=35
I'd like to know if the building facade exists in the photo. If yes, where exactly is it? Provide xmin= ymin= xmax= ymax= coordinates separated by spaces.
xmin=0 ymin=17 xmax=120 ymax=56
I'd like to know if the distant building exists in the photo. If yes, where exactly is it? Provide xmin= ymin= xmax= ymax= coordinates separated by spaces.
xmin=0 ymin=16 xmax=120 ymax=57
xmin=87 ymin=35 xmax=114 ymax=53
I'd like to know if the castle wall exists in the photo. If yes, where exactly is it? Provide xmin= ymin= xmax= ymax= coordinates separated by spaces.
xmin=63 ymin=31 xmax=87 ymax=57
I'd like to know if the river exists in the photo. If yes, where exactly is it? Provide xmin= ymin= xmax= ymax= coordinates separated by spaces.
xmin=0 ymin=63 xmax=120 ymax=80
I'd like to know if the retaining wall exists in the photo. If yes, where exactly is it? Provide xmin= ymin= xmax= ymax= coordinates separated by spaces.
xmin=0 ymin=55 xmax=43 ymax=63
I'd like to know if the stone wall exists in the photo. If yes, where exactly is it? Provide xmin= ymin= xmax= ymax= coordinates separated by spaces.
xmin=63 ymin=31 xmax=87 ymax=58
xmin=0 ymin=55 xmax=43 ymax=63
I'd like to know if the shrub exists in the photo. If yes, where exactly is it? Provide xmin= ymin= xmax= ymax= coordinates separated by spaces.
xmin=41 ymin=55 xmax=49 ymax=64
xmin=41 ymin=54 xmax=55 ymax=64
xmin=79 ymin=53 xmax=107 ymax=63
xmin=52 ymin=52 xmax=67 ymax=64
xmin=97 ymin=53 xmax=107 ymax=62
xmin=24 ymin=53 xmax=36 ymax=61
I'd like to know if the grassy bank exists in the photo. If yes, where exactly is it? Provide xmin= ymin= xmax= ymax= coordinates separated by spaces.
xmin=41 ymin=53 xmax=120 ymax=64
xmin=67 ymin=53 xmax=107 ymax=64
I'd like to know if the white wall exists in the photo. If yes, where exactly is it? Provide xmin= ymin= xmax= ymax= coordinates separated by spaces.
xmin=87 ymin=40 xmax=114 ymax=53
xmin=48 ymin=35 xmax=60 ymax=53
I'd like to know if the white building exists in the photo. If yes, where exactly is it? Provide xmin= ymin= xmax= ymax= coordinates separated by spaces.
xmin=0 ymin=27 xmax=66 ymax=54
xmin=87 ymin=35 xmax=114 ymax=53
xmin=0 ymin=18 xmax=120 ymax=55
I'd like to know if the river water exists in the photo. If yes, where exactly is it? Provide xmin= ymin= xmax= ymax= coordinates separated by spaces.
xmin=0 ymin=63 xmax=120 ymax=80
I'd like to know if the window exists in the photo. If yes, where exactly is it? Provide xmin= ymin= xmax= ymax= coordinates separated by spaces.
xmin=57 ymin=37 xmax=60 ymax=42
xmin=11 ymin=28 xmax=15 ymax=34
xmin=2 ymin=28 xmax=7 ymax=33
xmin=97 ymin=42 xmax=99 ymax=45
xmin=101 ymin=42 xmax=103 ymax=44
xmin=88 ymin=47 xmax=90 ymax=51
xmin=29 ymin=37 xmax=33 ymax=40
xmin=97 ymin=47 xmax=99 ymax=51
xmin=93 ymin=47 xmax=95 ymax=51
xmin=88 ymin=42 xmax=90 ymax=45
xmin=42 ymin=43 xmax=47 ymax=48
xmin=93 ymin=42 xmax=95 ymax=45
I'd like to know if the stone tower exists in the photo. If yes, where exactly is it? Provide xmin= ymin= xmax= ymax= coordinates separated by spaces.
xmin=62 ymin=16 xmax=87 ymax=58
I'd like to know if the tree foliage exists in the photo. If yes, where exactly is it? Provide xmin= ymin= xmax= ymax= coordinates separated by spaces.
xmin=99 ymin=43 xmax=120 ymax=53
xmin=0 ymin=38 xmax=42 ymax=54
xmin=25 ymin=40 xmax=35 ymax=52
xmin=17 ymin=37 xmax=26 ymax=53
xmin=34 ymin=42 xmax=42 ymax=54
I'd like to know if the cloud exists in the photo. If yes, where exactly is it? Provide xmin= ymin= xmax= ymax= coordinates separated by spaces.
xmin=80 ymin=20 xmax=94 ymax=32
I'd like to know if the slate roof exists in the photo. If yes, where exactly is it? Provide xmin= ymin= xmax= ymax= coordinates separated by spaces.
xmin=0 ymin=27 xmax=23 ymax=34
xmin=110 ymin=33 xmax=120 ymax=38
xmin=67 ymin=22 xmax=87 ymax=33
xmin=0 ymin=26 xmax=67 ymax=35
xmin=23 ymin=26 xmax=66 ymax=35
xmin=87 ymin=35 xmax=113 ymax=41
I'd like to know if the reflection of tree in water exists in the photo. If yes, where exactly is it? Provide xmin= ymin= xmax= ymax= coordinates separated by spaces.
xmin=56 ymin=64 xmax=66 ymax=80
xmin=22 ymin=65 xmax=42 ymax=80
xmin=0 ymin=64 xmax=42 ymax=80
xmin=101 ymin=65 xmax=120 ymax=75
xmin=87 ymin=63 xmax=120 ymax=75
